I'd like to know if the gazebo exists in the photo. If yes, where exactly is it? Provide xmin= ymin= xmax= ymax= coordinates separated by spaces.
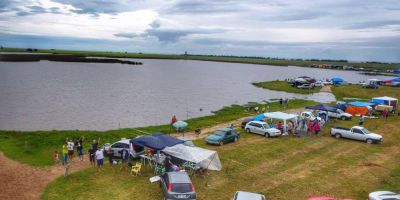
xmin=263 ymin=112 xmax=298 ymax=133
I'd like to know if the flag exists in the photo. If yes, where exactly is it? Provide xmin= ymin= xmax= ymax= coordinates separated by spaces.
xmin=171 ymin=115 xmax=177 ymax=124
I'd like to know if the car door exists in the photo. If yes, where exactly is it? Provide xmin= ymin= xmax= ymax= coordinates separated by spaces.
xmin=225 ymin=131 xmax=233 ymax=142
xmin=111 ymin=142 xmax=122 ymax=157
xmin=161 ymin=173 xmax=169 ymax=196
xmin=248 ymin=122 xmax=256 ymax=133
xmin=352 ymin=128 xmax=366 ymax=141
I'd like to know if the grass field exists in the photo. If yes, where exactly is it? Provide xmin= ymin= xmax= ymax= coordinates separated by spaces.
xmin=253 ymin=81 xmax=321 ymax=94
xmin=41 ymin=86 xmax=400 ymax=200
xmin=42 ymin=116 xmax=400 ymax=200
xmin=2 ymin=48 xmax=399 ymax=71
xmin=332 ymin=85 xmax=400 ymax=101
xmin=0 ymin=99 xmax=315 ymax=166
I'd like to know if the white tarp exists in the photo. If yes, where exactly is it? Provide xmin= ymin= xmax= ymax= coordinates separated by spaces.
xmin=264 ymin=112 xmax=298 ymax=120
xmin=162 ymin=144 xmax=222 ymax=171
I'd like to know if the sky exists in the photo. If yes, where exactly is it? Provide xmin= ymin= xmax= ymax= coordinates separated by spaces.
xmin=1 ymin=0 xmax=400 ymax=62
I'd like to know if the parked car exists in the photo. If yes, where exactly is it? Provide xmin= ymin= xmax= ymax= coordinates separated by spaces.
xmin=314 ymin=81 xmax=325 ymax=87
xmin=300 ymin=111 xmax=321 ymax=121
xmin=369 ymin=191 xmax=400 ymax=200
xmin=297 ymin=84 xmax=315 ymax=89
xmin=205 ymin=128 xmax=240 ymax=146
xmin=233 ymin=191 xmax=266 ymax=200
xmin=105 ymin=139 xmax=144 ymax=158
xmin=160 ymin=171 xmax=196 ymax=200
xmin=319 ymin=109 xmax=352 ymax=120
xmin=245 ymin=121 xmax=281 ymax=137
xmin=330 ymin=126 xmax=383 ymax=144
xmin=241 ymin=117 xmax=254 ymax=129
xmin=362 ymin=83 xmax=379 ymax=89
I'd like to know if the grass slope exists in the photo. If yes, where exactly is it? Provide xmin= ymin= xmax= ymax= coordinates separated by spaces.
xmin=0 ymin=99 xmax=315 ymax=166
xmin=253 ymin=81 xmax=321 ymax=94
xmin=331 ymin=85 xmax=400 ymax=101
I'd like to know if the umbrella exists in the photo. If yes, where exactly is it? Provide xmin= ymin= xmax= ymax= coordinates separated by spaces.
xmin=172 ymin=121 xmax=188 ymax=129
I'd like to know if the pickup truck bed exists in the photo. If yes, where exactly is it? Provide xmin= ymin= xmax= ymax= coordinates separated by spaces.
xmin=332 ymin=127 xmax=350 ymax=131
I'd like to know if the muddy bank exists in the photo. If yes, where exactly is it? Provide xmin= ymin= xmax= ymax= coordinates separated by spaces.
xmin=0 ymin=54 xmax=142 ymax=65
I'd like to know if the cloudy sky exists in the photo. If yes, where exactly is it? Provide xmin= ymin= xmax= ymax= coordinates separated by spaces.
xmin=1 ymin=0 xmax=400 ymax=62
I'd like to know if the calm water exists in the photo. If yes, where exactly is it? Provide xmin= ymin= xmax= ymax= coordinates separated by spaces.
xmin=0 ymin=59 xmax=392 ymax=131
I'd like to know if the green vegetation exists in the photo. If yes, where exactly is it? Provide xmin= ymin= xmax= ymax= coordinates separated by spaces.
xmin=2 ymin=48 xmax=399 ymax=71
xmin=0 ymin=99 xmax=315 ymax=166
xmin=332 ymin=85 xmax=400 ymax=101
xmin=43 ymin=116 xmax=400 ymax=200
xmin=253 ymin=80 xmax=321 ymax=94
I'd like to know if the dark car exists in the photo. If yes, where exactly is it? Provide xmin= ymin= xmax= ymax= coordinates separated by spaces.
xmin=241 ymin=117 xmax=254 ymax=129
xmin=160 ymin=171 xmax=196 ymax=200
xmin=205 ymin=128 xmax=240 ymax=146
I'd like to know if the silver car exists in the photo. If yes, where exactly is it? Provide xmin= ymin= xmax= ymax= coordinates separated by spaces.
xmin=105 ymin=139 xmax=144 ymax=158
xmin=369 ymin=191 xmax=400 ymax=200
xmin=160 ymin=171 xmax=196 ymax=200
xmin=233 ymin=191 xmax=266 ymax=200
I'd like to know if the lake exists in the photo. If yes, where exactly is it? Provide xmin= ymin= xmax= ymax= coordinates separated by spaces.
xmin=0 ymin=59 xmax=392 ymax=131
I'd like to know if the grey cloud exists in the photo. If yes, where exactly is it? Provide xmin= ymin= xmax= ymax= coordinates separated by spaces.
xmin=343 ymin=20 xmax=400 ymax=29
xmin=272 ymin=11 xmax=328 ymax=21
xmin=113 ymin=33 xmax=140 ymax=39
xmin=165 ymin=0 xmax=243 ymax=14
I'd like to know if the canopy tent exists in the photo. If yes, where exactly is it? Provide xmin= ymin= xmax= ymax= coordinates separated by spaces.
xmin=130 ymin=133 xmax=184 ymax=151
xmin=306 ymin=104 xmax=338 ymax=113
xmin=394 ymin=69 xmax=400 ymax=74
xmin=331 ymin=77 xmax=344 ymax=85
xmin=263 ymin=112 xmax=298 ymax=133
xmin=162 ymin=144 xmax=222 ymax=171
xmin=345 ymin=102 xmax=375 ymax=116
xmin=371 ymin=96 xmax=398 ymax=108
xmin=253 ymin=113 xmax=266 ymax=121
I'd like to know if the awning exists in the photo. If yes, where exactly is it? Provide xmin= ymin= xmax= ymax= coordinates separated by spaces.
xmin=162 ymin=144 xmax=222 ymax=171
xmin=347 ymin=101 xmax=376 ymax=107
xmin=264 ymin=112 xmax=298 ymax=120
xmin=306 ymin=104 xmax=338 ymax=113
xmin=130 ymin=133 xmax=184 ymax=151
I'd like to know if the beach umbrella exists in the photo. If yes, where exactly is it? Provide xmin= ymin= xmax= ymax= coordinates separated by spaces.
xmin=172 ymin=121 xmax=188 ymax=129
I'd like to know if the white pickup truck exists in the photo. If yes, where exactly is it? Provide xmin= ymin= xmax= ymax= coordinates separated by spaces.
xmin=330 ymin=126 xmax=383 ymax=144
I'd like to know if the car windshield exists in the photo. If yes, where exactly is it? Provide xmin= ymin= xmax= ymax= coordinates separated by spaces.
xmin=262 ymin=124 xmax=270 ymax=129
xmin=337 ymin=109 xmax=343 ymax=114
xmin=171 ymin=183 xmax=193 ymax=193
xmin=361 ymin=128 xmax=370 ymax=134
xmin=214 ymin=131 xmax=226 ymax=136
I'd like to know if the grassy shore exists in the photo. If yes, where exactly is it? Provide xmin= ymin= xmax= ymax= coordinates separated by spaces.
xmin=332 ymin=85 xmax=400 ymax=101
xmin=253 ymin=81 xmax=321 ymax=94
xmin=0 ymin=99 xmax=314 ymax=166
xmin=1 ymin=48 xmax=399 ymax=71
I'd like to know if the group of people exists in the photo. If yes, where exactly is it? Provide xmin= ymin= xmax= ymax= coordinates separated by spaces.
xmin=56 ymin=137 xmax=85 ymax=166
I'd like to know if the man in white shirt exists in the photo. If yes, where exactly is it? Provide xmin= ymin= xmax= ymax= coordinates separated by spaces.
xmin=67 ymin=139 xmax=74 ymax=161
xmin=95 ymin=147 xmax=104 ymax=172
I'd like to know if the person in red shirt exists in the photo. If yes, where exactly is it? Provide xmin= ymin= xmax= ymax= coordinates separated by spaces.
xmin=277 ymin=121 xmax=283 ymax=133
xmin=308 ymin=120 xmax=314 ymax=137
xmin=314 ymin=122 xmax=321 ymax=136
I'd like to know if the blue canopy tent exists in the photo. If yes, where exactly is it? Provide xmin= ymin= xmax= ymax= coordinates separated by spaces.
xmin=331 ymin=77 xmax=344 ymax=85
xmin=394 ymin=69 xmax=400 ymax=74
xmin=348 ymin=102 xmax=376 ymax=107
xmin=253 ymin=113 xmax=266 ymax=121
xmin=130 ymin=132 xmax=184 ymax=150
xmin=391 ymin=77 xmax=400 ymax=82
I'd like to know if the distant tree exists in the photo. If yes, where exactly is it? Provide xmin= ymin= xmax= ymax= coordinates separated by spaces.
xmin=26 ymin=48 xmax=33 ymax=52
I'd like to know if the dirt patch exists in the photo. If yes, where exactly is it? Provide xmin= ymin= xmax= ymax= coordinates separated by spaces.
xmin=0 ymin=153 xmax=90 ymax=200
xmin=320 ymin=85 xmax=332 ymax=93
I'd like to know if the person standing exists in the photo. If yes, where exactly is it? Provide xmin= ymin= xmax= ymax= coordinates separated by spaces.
xmin=308 ymin=120 xmax=314 ymax=137
xmin=76 ymin=137 xmax=84 ymax=161
xmin=88 ymin=148 xmax=95 ymax=166
xmin=91 ymin=140 xmax=98 ymax=152
xmin=95 ymin=147 xmax=104 ymax=172
xmin=383 ymin=108 xmax=389 ymax=121
xmin=277 ymin=121 xmax=283 ymax=133
xmin=62 ymin=142 xmax=68 ymax=165
xmin=107 ymin=148 xmax=114 ymax=165
xmin=54 ymin=150 xmax=60 ymax=165
xmin=119 ymin=148 xmax=129 ymax=171
xmin=67 ymin=139 xmax=74 ymax=161
xmin=279 ymin=98 xmax=283 ymax=106
xmin=314 ymin=122 xmax=321 ymax=137
xmin=359 ymin=115 xmax=365 ymax=126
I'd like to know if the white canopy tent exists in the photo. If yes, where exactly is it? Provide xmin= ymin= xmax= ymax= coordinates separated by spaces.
xmin=263 ymin=112 xmax=298 ymax=133
xmin=162 ymin=144 xmax=222 ymax=171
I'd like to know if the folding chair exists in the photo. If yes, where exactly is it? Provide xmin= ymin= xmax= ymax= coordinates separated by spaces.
xmin=131 ymin=163 xmax=142 ymax=176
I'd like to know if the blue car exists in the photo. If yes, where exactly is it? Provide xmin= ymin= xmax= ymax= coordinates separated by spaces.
xmin=205 ymin=128 xmax=240 ymax=146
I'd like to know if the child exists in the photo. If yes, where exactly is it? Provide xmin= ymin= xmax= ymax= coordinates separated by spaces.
xmin=54 ymin=150 xmax=60 ymax=164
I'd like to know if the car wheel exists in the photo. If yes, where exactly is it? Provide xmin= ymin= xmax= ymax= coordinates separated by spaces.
xmin=335 ymin=133 xmax=341 ymax=139
xmin=366 ymin=139 xmax=373 ymax=144
xmin=246 ymin=128 xmax=250 ymax=133
xmin=219 ymin=141 xmax=223 ymax=146
xmin=234 ymin=137 xmax=238 ymax=142
xmin=341 ymin=116 xmax=346 ymax=120
xmin=265 ymin=133 xmax=270 ymax=138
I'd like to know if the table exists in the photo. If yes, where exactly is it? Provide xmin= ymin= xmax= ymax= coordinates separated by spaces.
xmin=140 ymin=155 xmax=153 ymax=167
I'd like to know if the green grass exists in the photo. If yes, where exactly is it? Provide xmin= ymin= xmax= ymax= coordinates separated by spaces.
xmin=253 ymin=81 xmax=321 ymax=94
xmin=42 ymin=116 xmax=400 ymax=200
xmin=331 ymin=85 xmax=400 ymax=101
xmin=2 ymin=48 xmax=399 ymax=71
xmin=0 ymin=99 xmax=315 ymax=166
